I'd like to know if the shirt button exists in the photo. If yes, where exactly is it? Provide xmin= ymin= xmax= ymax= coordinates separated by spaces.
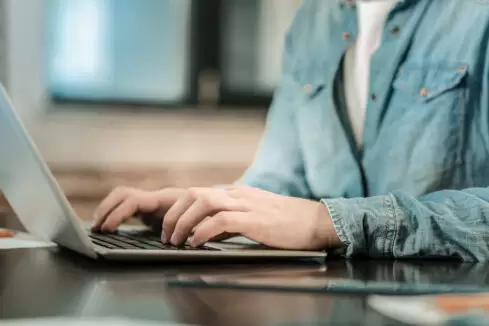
xmin=420 ymin=88 xmax=428 ymax=97
xmin=391 ymin=26 xmax=401 ymax=35
xmin=371 ymin=93 xmax=377 ymax=101
xmin=458 ymin=66 xmax=467 ymax=72
xmin=342 ymin=32 xmax=351 ymax=40
xmin=303 ymin=84 xmax=313 ymax=93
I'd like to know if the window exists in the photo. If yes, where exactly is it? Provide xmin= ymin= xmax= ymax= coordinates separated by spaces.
xmin=45 ymin=0 xmax=298 ymax=108
xmin=220 ymin=0 xmax=298 ymax=105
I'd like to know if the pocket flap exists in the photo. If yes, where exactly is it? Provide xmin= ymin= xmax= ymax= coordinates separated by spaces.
xmin=393 ymin=62 xmax=468 ymax=102
xmin=291 ymin=65 xmax=330 ymax=97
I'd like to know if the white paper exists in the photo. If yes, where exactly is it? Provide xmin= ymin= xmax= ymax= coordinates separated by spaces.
xmin=0 ymin=232 xmax=56 ymax=249
xmin=368 ymin=295 xmax=448 ymax=325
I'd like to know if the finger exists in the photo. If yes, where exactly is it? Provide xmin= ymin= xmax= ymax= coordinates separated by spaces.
xmin=162 ymin=193 xmax=196 ymax=243
xmin=190 ymin=212 xmax=249 ymax=247
xmin=100 ymin=197 xmax=139 ymax=233
xmin=191 ymin=216 xmax=211 ymax=234
xmin=170 ymin=191 xmax=246 ymax=246
xmin=92 ymin=187 xmax=133 ymax=231
xmin=170 ymin=200 xmax=211 ymax=245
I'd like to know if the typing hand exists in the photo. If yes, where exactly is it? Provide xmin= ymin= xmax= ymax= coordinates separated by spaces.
xmin=91 ymin=187 xmax=186 ymax=233
xmin=164 ymin=185 xmax=341 ymax=251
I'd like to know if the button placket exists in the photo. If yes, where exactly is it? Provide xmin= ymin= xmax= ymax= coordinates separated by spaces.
xmin=339 ymin=0 xmax=357 ymax=44
xmin=367 ymin=17 xmax=401 ymax=106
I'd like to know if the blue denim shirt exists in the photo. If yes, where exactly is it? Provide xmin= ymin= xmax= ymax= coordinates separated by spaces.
xmin=239 ymin=0 xmax=489 ymax=261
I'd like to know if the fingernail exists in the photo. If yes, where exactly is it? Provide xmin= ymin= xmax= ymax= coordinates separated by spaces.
xmin=161 ymin=233 xmax=167 ymax=244
xmin=188 ymin=237 xmax=197 ymax=247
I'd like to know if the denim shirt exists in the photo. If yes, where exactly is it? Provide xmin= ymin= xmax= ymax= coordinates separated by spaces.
xmin=239 ymin=0 xmax=489 ymax=261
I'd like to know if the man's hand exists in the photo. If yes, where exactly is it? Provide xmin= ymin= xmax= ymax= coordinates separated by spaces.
xmin=92 ymin=185 xmax=342 ymax=251
xmin=165 ymin=185 xmax=341 ymax=251
xmin=91 ymin=187 xmax=186 ymax=233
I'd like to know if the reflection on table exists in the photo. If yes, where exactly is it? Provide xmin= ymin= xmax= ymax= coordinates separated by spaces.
xmin=1 ymin=248 xmax=488 ymax=326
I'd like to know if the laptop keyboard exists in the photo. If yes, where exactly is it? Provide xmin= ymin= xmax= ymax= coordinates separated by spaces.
xmin=89 ymin=232 xmax=218 ymax=251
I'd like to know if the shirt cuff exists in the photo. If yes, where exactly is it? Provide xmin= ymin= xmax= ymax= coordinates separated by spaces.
xmin=321 ymin=195 xmax=398 ymax=258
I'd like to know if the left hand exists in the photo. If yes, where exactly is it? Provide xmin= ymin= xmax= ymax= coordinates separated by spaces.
xmin=164 ymin=185 xmax=342 ymax=251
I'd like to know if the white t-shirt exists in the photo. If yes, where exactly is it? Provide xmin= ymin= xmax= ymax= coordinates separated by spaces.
xmin=343 ymin=0 xmax=397 ymax=147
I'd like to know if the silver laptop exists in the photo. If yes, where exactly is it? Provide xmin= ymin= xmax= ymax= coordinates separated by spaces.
xmin=0 ymin=85 xmax=327 ymax=261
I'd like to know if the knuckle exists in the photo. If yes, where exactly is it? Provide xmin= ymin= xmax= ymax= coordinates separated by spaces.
xmin=123 ymin=197 xmax=138 ymax=214
xmin=187 ymin=187 xmax=200 ymax=200
xmin=213 ymin=212 xmax=229 ymax=227
xmin=114 ymin=186 xmax=131 ymax=196
xmin=200 ymin=196 xmax=213 ymax=210
xmin=125 ymin=195 xmax=139 ymax=206
xmin=226 ymin=187 xmax=240 ymax=197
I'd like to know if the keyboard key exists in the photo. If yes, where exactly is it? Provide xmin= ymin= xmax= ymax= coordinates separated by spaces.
xmin=90 ymin=239 xmax=119 ymax=250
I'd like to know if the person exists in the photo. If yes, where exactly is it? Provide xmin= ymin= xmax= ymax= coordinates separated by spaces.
xmin=92 ymin=0 xmax=489 ymax=261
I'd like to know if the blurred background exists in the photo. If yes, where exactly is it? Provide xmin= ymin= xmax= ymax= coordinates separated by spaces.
xmin=0 ymin=0 xmax=300 ymax=220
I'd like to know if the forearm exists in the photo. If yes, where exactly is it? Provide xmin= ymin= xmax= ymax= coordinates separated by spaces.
xmin=323 ymin=188 xmax=489 ymax=261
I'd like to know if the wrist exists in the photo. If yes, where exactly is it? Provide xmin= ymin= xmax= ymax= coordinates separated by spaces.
xmin=314 ymin=201 xmax=343 ymax=249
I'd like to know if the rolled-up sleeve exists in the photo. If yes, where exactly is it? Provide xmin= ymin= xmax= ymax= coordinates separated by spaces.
xmin=323 ymin=188 xmax=489 ymax=261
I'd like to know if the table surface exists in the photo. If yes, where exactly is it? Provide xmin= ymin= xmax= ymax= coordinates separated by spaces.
xmin=2 ymin=244 xmax=489 ymax=326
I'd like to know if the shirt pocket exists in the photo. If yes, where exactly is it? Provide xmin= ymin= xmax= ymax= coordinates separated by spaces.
xmin=290 ymin=68 xmax=329 ymax=102
xmin=369 ymin=61 xmax=468 ymax=193
xmin=393 ymin=62 xmax=468 ymax=103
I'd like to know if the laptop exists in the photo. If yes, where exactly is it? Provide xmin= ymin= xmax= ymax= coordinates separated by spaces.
xmin=0 ymin=84 xmax=327 ymax=261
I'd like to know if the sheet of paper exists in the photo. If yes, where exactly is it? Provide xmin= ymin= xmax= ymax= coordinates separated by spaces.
xmin=0 ymin=231 xmax=56 ymax=249
xmin=368 ymin=294 xmax=489 ymax=326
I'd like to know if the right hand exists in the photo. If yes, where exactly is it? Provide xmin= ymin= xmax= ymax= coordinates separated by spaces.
xmin=91 ymin=186 xmax=186 ymax=233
